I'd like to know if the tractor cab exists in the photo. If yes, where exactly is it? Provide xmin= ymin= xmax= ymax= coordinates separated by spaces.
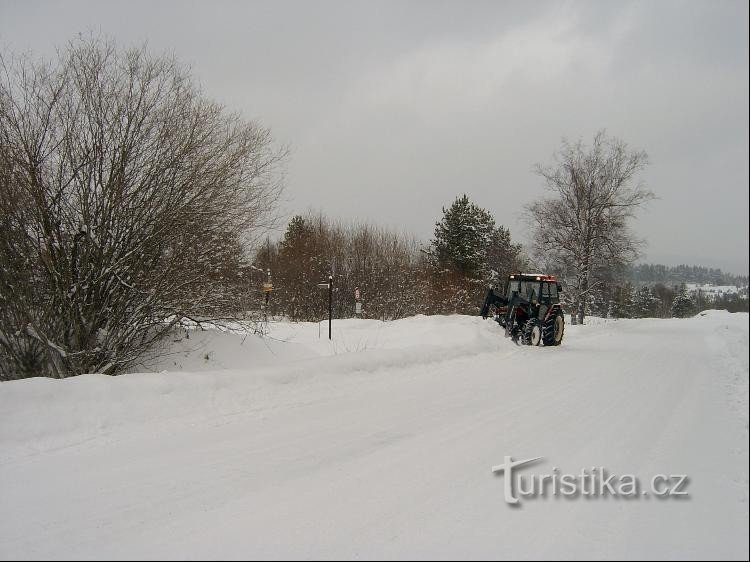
xmin=505 ymin=273 xmax=562 ymax=305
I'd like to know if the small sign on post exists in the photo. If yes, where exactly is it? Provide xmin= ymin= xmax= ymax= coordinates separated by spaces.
xmin=354 ymin=287 xmax=362 ymax=316
xmin=262 ymin=270 xmax=273 ymax=323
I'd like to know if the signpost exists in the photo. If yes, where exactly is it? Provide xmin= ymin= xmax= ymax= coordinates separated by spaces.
xmin=317 ymin=275 xmax=333 ymax=340
xmin=354 ymin=287 xmax=361 ymax=316
xmin=261 ymin=269 xmax=272 ymax=323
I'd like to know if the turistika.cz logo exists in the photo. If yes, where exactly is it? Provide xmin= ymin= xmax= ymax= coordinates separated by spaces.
xmin=491 ymin=456 xmax=689 ymax=505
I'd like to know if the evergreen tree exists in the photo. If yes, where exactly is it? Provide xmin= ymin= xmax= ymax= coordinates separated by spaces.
xmin=633 ymin=285 xmax=660 ymax=318
xmin=671 ymin=284 xmax=697 ymax=318
xmin=587 ymin=284 xmax=611 ymax=318
xmin=486 ymin=225 xmax=526 ymax=284
xmin=431 ymin=195 xmax=495 ymax=279
xmin=276 ymin=216 xmax=328 ymax=321
xmin=611 ymin=283 xmax=636 ymax=318
xmin=651 ymin=283 xmax=675 ymax=318
xmin=430 ymin=194 xmax=523 ymax=282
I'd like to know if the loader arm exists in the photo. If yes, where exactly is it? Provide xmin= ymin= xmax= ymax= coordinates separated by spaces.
xmin=480 ymin=287 xmax=508 ymax=319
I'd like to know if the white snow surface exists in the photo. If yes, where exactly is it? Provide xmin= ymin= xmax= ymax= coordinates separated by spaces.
xmin=1 ymin=312 xmax=748 ymax=560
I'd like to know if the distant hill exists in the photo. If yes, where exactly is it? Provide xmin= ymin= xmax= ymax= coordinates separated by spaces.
xmin=629 ymin=264 xmax=748 ymax=287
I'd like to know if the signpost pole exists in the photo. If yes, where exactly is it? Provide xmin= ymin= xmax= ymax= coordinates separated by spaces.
xmin=260 ymin=269 xmax=273 ymax=324
xmin=317 ymin=276 xmax=334 ymax=340
xmin=328 ymin=275 xmax=333 ymax=340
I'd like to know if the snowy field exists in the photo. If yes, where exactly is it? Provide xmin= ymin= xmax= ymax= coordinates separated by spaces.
xmin=1 ymin=312 xmax=748 ymax=560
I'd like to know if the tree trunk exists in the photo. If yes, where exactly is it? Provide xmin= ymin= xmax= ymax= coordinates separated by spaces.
xmin=577 ymin=274 xmax=588 ymax=325
xmin=577 ymin=254 xmax=592 ymax=326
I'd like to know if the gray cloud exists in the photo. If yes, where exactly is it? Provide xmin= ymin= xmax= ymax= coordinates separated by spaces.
xmin=1 ymin=0 xmax=747 ymax=273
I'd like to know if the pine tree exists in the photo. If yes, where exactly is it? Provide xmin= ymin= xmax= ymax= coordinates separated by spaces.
xmin=671 ymin=284 xmax=697 ymax=318
xmin=633 ymin=285 xmax=659 ymax=318
xmin=430 ymin=194 xmax=524 ymax=283
xmin=276 ymin=215 xmax=328 ymax=321
xmin=431 ymin=195 xmax=495 ymax=279
xmin=587 ymin=284 xmax=610 ymax=318
xmin=611 ymin=283 xmax=636 ymax=318
xmin=486 ymin=225 xmax=526 ymax=284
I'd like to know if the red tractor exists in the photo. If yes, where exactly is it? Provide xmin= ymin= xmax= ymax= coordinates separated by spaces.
xmin=480 ymin=273 xmax=565 ymax=346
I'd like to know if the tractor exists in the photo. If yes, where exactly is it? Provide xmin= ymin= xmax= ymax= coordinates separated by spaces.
xmin=480 ymin=273 xmax=565 ymax=346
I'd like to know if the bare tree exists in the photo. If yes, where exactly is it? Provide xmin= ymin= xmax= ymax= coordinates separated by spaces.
xmin=526 ymin=131 xmax=653 ymax=324
xmin=0 ymin=37 xmax=285 ymax=379
xmin=255 ymin=212 xmax=430 ymax=322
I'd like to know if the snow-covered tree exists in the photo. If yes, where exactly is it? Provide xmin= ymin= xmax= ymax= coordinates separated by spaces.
xmin=428 ymin=195 xmax=526 ymax=314
xmin=610 ymin=283 xmax=636 ymax=319
xmin=587 ymin=283 xmax=611 ymax=318
xmin=633 ymin=285 xmax=660 ymax=318
xmin=431 ymin=195 xmax=495 ymax=279
xmin=431 ymin=194 xmax=524 ymax=281
xmin=671 ymin=284 xmax=697 ymax=318
xmin=486 ymin=225 xmax=527 ymax=285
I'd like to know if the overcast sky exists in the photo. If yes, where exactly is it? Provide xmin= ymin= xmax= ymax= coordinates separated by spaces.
xmin=1 ymin=0 xmax=748 ymax=274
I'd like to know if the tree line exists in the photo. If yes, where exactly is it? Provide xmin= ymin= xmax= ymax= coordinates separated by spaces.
xmin=250 ymin=196 xmax=526 ymax=322
xmin=628 ymin=264 xmax=748 ymax=288
xmin=587 ymin=281 xmax=748 ymax=319
xmin=247 ymin=208 xmax=748 ymax=326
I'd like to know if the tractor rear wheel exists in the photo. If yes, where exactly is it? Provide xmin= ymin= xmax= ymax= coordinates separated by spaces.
xmin=523 ymin=319 xmax=542 ymax=346
xmin=543 ymin=311 xmax=564 ymax=346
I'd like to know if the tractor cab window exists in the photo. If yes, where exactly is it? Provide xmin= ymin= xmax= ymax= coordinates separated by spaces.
xmin=507 ymin=280 xmax=541 ymax=302
xmin=541 ymin=281 xmax=559 ymax=303
xmin=506 ymin=281 xmax=517 ymax=299
xmin=548 ymin=282 xmax=559 ymax=300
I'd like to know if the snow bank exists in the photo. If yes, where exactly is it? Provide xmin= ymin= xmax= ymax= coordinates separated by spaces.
xmin=0 ymin=315 xmax=511 ymax=461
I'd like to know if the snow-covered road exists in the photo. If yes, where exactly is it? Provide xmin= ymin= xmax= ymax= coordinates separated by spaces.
xmin=1 ymin=312 xmax=747 ymax=560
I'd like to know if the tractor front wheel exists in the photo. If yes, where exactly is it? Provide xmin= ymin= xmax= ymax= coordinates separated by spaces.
xmin=523 ymin=319 xmax=542 ymax=346
xmin=543 ymin=311 xmax=565 ymax=346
